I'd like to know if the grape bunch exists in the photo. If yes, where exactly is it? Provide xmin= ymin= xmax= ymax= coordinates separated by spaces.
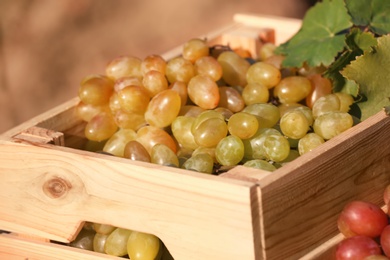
xmin=335 ymin=185 xmax=390 ymax=260
xmin=69 ymin=222 xmax=173 ymax=259
xmin=76 ymin=37 xmax=356 ymax=175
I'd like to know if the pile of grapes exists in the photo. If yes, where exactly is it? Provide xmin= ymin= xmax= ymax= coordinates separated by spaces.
xmin=335 ymin=185 xmax=390 ymax=260
xmin=76 ymin=38 xmax=356 ymax=174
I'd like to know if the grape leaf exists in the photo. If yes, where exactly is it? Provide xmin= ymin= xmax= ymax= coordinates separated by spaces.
xmin=276 ymin=0 xmax=352 ymax=68
xmin=324 ymin=28 xmax=377 ymax=94
xmin=341 ymin=35 xmax=390 ymax=120
xmin=346 ymin=0 xmax=390 ymax=35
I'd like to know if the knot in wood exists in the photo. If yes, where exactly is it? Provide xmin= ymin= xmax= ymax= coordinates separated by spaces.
xmin=43 ymin=177 xmax=71 ymax=199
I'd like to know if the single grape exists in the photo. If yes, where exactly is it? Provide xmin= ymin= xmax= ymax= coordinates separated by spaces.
xmin=114 ymin=76 xmax=143 ymax=92
xmin=192 ymin=147 xmax=217 ymax=163
xmin=273 ymin=76 xmax=312 ymax=104
xmin=106 ymin=55 xmax=142 ymax=80
xmin=215 ymin=135 xmax=245 ymax=166
xmin=93 ymin=233 xmax=109 ymax=253
xmin=337 ymin=200 xmax=388 ymax=238
xmin=182 ymin=153 xmax=214 ymax=174
xmin=335 ymin=92 xmax=354 ymax=113
xmin=151 ymin=143 xmax=179 ymax=167
xmin=78 ymin=75 xmax=114 ymax=106
xmin=165 ymin=56 xmax=195 ymax=84
xmin=305 ymin=73 xmax=332 ymax=109
xmin=182 ymin=38 xmax=209 ymax=63
xmin=75 ymin=101 xmax=110 ymax=122
xmin=193 ymin=117 xmax=228 ymax=148
xmin=93 ymin=223 xmax=116 ymax=235
xmin=191 ymin=110 xmax=225 ymax=134
xmin=118 ymin=85 xmax=150 ymax=114
xmin=227 ymin=112 xmax=259 ymax=139
xmin=142 ymin=70 xmax=169 ymax=97
xmin=194 ymin=56 xmax=223 ymax=81
xmin=313 ymin=111 xmax=353 ymax=140
xmin=298 ymin=133 xmax=325 ymax=155
xmin=144 ymin=89 xmax=181 ymax=128
xmin=243 ymin=159 xmax=276 ymax=172
xmin=113 ymin=110 xmax=146 ymax=131
xmin=242 ymin=103 xmax=280 ymax=128
xmin=127 ymin=231 xmax=162 ymax=260
xmin=141 ymin=54 xmax=166 ymax=75
xmin=246 ymin=61 xmax=281 ymax=89
xmin=187 ymin=75 xmax=220 ymax=109
xmin=279 ymin=110 xmax=310 ymax=139
xmin=169 ymin=81 xmax=188 ymax=107
xmin=335 ymin=235 xmax=381 ymax=260
xmin=262 ymin=134 xmax=290 ymax=162
xmin=104 ymin=228 xmax=132 ymax=257
xmin=70 ymin=228 xmax=96 ymax=251
xmin=218 ymin=86 xmax=245 ymax=113
xmin=84 ymin=112 xmax=118 ymax=142
xmin=136 ymin=125 xmax=177 ymax=155
xmin=241 ymin=82 xmax=269 ymax=105
xmin=171 ymin=116 xmax=199 ymax=150
xmin=123 ymin=140 xmax=151 ymax=163
xmin=258 ymin=42 xmax=276 ymax=61
xmin=242 ymin=127 xmax=282 ymax=160
xmin=217 ymin=51 xmax=250 ymax=86
xmin=312 ymin=93 xmax=341 ymax=119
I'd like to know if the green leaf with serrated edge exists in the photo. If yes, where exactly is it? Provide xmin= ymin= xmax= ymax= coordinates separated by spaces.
xmin=341 ymin=35 xmax=390 ymax=120
xmin=276 ymin=0 xmax=352 ymax=68
xmin=346 ymin=0 xmax=390 ymax=35
xmin=324 ymin=28 xmax=377 ymax=94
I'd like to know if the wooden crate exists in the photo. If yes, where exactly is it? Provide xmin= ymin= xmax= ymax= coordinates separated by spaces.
xmin=1 ymin=14 xmax=390 ymax=260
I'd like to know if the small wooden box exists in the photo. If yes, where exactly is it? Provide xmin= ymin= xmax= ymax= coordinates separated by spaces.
xmin=1 ymin=14 xmax=389 ymax=260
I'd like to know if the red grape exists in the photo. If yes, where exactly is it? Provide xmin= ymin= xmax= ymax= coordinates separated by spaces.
xmin=335 ymin=235 xmax=381 ymax=260
xmin=381 ymin=225 xmax=390 ymax=257
xmin=337 ymin=201 xmax=388 ymax=238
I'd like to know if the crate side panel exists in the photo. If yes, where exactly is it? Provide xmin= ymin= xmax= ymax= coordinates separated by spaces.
xmin=0 ymin=141 xmax=258 ymax=260
xmin=259 ymin=111 xmax=390 ymax=259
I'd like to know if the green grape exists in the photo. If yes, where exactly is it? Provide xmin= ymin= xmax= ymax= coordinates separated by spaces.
xmin=313 ymin=111 xmax=353 ymax=140
xmin=279 ymin=110 xmax=310 ymax=139
xmin=298 ymin=133 xmax=325 ymax=155
xmin=142 ymin=70 xmax=169 ymax=97
xmin=114 ymin=76 xmax=143 ymax=92
xmin=123 ymin=140 xmax=151 ymax=162
xmin=242 ymin=103 xmax=280 ymax=128
xmin=242 ymin=82 xmax=270 ymax=105
xmin=103 ymin=128 xmax=137 ymax=157
xmin=78 ymin=75 xmax=114 ymax=106
xmin=182 ymin=38 xmax=209 ymax=63
xmin=246 ymin=61 xmax=281 ymax=89
xmin=194 ymin=56 xmax=223 ymax=81
xmin=217 ymin=51 xmax=250 ymax=86
xmin=169 ymin=81 xmax=188 ymax=107
xmin=75 ymin=101 xmax=110 ymax=122
xmin=84 ymin=112 xmax=118 ymax=142
xmin=104 ymin=227 xmax=132 ymax=257
xmin=192 ymin=147 xmax=217 ymax=163
xmin=141 ymin=54 xmax=167 ymax=76
xmin=273 ymin=76 xmax=312 ymax=104
xmin=113 ymin=110 xmax=147 ymax=131
xmin=105 ymin=55 xmax=143 ymax=80
xmin=84 ymin=140 xmax=106 ymax=152
xmin=335 ymin=92 xmax=354 ymax=113
xmin=136 ymin=126 xmax=177 ymax=155
xmin=127 ymin=231 xmax=162 ymax=260
xmin=278 ymin=103 xmax=304 ymax=118
xmin=70 ymin=228 xmax=96 ymax=251
xmin=182 ymin=153 xmax=214 ymax=174
xmin=93 ymin=233 xmax=109 ymax=253
xmin=258 ymin=42 xmax=277 ymax=61
xmin=279 ymin=149 xmax=300 ymax=165
xmin=151 ymin=144 xmax=179 ymax=167
xmin=165 ymin=56 xmax=195 ymax=84
xmin=144 ymin=89 xmax=181 ymax=128
xmin=193 ymin=117 xmax=228 ymax=148
xmin=262 ymin=134 xmax=290 ymax=162
xmin=191 ymin=110 xmax=225 ymax=133
xmin=242 ymin=127 xmax=282 ymax=160
xmin=171 ymin=116 xmax=199 ymax=150
xmin=218 ymin=86 xmax=245 ymax=113
xmin=118 ymin=85 xmax=150 ymax=114
xmin=292 ymin=106 xmax=314 ymax=126
xmin=243 ymin=159 xmax=276 ymax=172
xmin=215 ymin=135 xmax=245 ymax=166
xmin=187 ymin=75 xmax=220 ymax=109
xmin=227 ymin=112 xmax=259 ymax=139
xmin=93 ymin=223 xmax=117 ymax=235
xmin=312 ymin=93 xmax=340 ymax=119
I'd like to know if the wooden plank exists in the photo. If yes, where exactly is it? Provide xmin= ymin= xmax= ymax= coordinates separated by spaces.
xmin=0 ymin=233 xmax=118 ymax=260
xmin=0 ymin=141 xmax=259 ymax=260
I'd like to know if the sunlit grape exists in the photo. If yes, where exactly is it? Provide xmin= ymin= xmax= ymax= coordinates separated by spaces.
xmin=182 ymin=38 xmax=209 ymax=63
xmin=262 ymin=134 xmax=290 ymax=162
xmin=227 ymin=112 xmax=259 ymax=139
xmin=246 ymin=61 xmax=281 ymax=89
xmin=217 ymin=51 xmax=250 ymax=86
xmin=218 ymin=86 xmax=245 ymax=113
xmin=85 ymin=112 xmax=118 ymax=142
xmin=312 ymin=93 xmax=341 ymax=119
xmin=123 ymin=140 xmax=151 ymax=162
xmin=102 ymin=128 xmax=137 ymax=157
xmin=118 ymin=85 xmax=150 ymax=114
xmin=79 ymin=75 xmax=114 ymax=106
xmin=151 ymin=143 xmax=179 ymax=167
xmin=313 ymin=111 xmax=353 ymax=140
xmin=104 ymin=228 xmax=132 ymax=256
xmin=298 ymin=133 xmax=325 ymax=155
xmin=187 ymin=75 xmax=220 ymax=109
xmin=280 ymin=110 xmax=310 ymax=139
xmin=273 ymin=76 xmax=312 ymax=104
xmin=169 ymin=81 xmax=188 ymax=106
xmin=127 ymin=231 xmax=162 ymax=260
xmin=76 ymin=101 xmax=110 ymax=122
xmin=193 ymin=117 xmax=228 ymax=148
xmin=136 ymin=125 xmax=177 ymax=155
xmin=243 ymin=159 xmax=276 ymax=172
xmin=182 ymin=153 xmax=214 ymax=174
xmin=142 ymin=70 xmax=169 ymax=97
xmin=242 ymin=103 xmax=280 ymax=128
xmin=194 ymin=56 xmax=223 ymax=81
xmin=141 ymin=54 xmax=166 ymax=75
xmin=171 ymin=116 xmax=199 ymax=150
xmin=242 ymin=82 xmax=269 ymax=105
xmin=215 ymin=135 xmax=245 ymax=166
xmin=165 ymin=56 xmax=195 ymax=84
xmin=106 ymin=55 xmax=142 ymax=80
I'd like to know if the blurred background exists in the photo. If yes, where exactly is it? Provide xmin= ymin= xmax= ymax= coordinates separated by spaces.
xmin=0 ymin=0 xmax=316 ymax=133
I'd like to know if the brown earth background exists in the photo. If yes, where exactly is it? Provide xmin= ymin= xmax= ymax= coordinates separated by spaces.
xmin=0 ymin=0 xmax=316 ymax=133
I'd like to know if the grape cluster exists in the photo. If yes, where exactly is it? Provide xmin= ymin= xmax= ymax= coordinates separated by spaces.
xmin=76 ymin=37 xmax=356 ymax=175
xmin=335 ymin=185 xmax=390 ymax=260
xmin=69 ymin=222 xmax=172 ymax=259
